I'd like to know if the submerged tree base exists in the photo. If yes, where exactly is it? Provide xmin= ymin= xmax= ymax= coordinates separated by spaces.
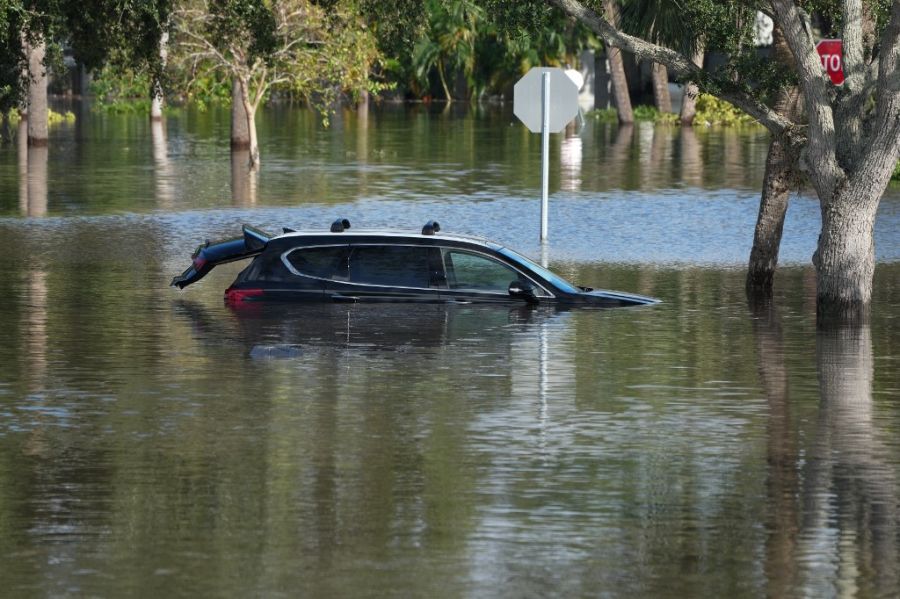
xmin=816 ymin=298 xmax=871 ymax=329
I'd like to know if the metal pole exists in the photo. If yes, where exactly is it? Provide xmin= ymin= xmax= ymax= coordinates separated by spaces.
xmin=540 ymin=71 xmax=550 ymax=241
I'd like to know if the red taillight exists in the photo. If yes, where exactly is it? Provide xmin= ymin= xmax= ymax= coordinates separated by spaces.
xmin=225 ymin=288 xmax=265 ymax=302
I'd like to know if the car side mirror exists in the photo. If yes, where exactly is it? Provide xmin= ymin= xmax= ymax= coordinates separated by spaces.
xmin=508 ymin=280 xmax=538 ymax=304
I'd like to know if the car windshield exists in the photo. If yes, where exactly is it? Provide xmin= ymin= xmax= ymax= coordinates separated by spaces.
xmin=497 ymin=247 xmax=582 ymax=294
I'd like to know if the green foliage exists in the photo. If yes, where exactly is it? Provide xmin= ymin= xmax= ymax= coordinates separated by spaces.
xmin=631 ymin=104 xmax=660 ymax=121
xmin=588 ymin=95 xmax=758 ymax=127
xmin=412 ymin=0 xmax=482 ymax=100
xmin=694 ymin=94 xmax=759 ymax=126
xmin=171 ymin=0 xmax=381 ymax=117
xmin=89 ymin=65 xmax=152 ymax=110
xmin=47 ymin=108 xmax=75 ymax=123
xmin=408 ymin=0 xmax=597 ymax=101
xmin=587 ymin=107 xmax=619 ymax=122
xmin=892 ymin=161 xmax=900 ymax=182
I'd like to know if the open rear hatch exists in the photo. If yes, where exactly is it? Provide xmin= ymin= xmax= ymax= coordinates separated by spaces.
xmin=171 ymin=225 xmax=271 ymax=289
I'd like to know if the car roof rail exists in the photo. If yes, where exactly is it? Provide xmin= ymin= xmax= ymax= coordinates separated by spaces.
xmin=422 ymin=220 xmax=440 ymax=235
xmin=330 ymin=218 xmax=351 ymax=233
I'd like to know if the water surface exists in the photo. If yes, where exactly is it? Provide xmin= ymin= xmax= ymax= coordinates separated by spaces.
xmin=1 ymin=105 xmax=899 ymax=597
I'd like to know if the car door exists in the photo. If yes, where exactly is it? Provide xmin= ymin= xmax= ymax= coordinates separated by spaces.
xmin=280 ymin=244 xmax=349 ymax=300
xmin=326 ymin=244 xmax=446 ymax=303
xmin=440 ymin=248 xmax=540 ymax=304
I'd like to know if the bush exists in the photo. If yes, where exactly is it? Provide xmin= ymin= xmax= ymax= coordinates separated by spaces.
xmin=693 ymin=94 xmax=759 ymax=126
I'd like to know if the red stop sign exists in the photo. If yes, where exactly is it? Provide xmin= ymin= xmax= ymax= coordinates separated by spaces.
xmin=816 ymin=39 xmax=844 ymax=85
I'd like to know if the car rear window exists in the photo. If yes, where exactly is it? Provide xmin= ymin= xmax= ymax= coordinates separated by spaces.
xmin=349 ymin=246 xmax=442 ymax=288
xmin=286 ymin=246 xmax=349 ymax=280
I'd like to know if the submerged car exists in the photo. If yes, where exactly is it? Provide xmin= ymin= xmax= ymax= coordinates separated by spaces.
xmin=171 ymin=220 xmax=659 ymax=307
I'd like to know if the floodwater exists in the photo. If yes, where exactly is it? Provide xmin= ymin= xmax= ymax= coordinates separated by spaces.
xmin=1 ymin=104 xmax=899 ymax=597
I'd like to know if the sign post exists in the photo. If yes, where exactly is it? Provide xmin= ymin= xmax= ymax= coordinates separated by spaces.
xmin=816 ymin=39 xmax=844 ymax=85
xmin=540 ymin=72 xmax=550 ymax=241
xmin=514 ymin=67 xmax=579 ymax=241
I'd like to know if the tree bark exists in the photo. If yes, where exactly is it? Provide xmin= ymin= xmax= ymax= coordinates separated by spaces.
xmin=679 ymin=48 xmax=703 ymax=125
xmin=813 ymin=188 xmax=880 ymax=322
xmin=237 ymin=77 xmax=260 ymax=169
xmin=26 ymin=36 xmax=48 ymax=146
xmin=150 ymin=31 xmax=168 ymax=121
xmin=746 ymin=139 xmax=795 ymax=292
xmin=231 ymin=78 xmax=250 ymax=150
xmin=602 ymin=0 xmax=632 ymax=124
xmin=651 ymin=62 xmax=671 ymax=113
xmin=747 ymin=26 xmax=800 ymax=296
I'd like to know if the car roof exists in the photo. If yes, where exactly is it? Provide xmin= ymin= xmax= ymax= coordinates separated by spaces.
xmin=274 ymin=229 xmax=503 ymax=250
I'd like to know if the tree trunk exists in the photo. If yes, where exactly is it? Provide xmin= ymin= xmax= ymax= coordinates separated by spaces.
xmin=26 ymin=36 xmax=48 ymax=146
xmin=437 ymin=59 xmax=452 ymax=104
xmin=651 ymin=62 xmax=671 ymax=113
xmin=231 ymin=78 xmax=250 ymax=150
xmin=679 ymin=48 xmax=704 ymax=125
xmin=746 ymin=138 xmax=795 ymax=292
xmin=231 ymin=149 xmax=257 ymax=206
xmin=150 ymin=31 xmax=168 ymax=121
xmin=813 ymin=188 xmax=879 ymax=322
xmin=602 ymin=0 xmax=632 ymax=124
xmin=238 ymin=77 xmax=260 ymax=169
xmin=746 ymin=25 xmax=800 ymax=296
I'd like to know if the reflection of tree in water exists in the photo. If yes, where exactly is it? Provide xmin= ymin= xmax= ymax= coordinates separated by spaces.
xmin=750 ymin=299 xmax=799 ymax=597
xmin=754 ymin=305 xmax=899 ymax=596
xmin=231 ymin=149 xmax=258 ymax=206
xmin=559 ymin=131 xmax=582 ymax=192
xmin=751 ymin=302 xmax=900 ymax=597
xmin=800 ymin=324 xmax=899 ymax=597
xmin=679 ymin=127 xmax=702 ymax=188
xmin=18 ymin=120 xmax=48 ymax=217
xmin=151 ymin=119 xmax=174 ymax=209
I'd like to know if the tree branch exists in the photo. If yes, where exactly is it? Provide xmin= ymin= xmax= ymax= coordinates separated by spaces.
xmin=771 ymin=0 xmax=842 ymax=199
xmin=855 ymin=0 xmax=900 ymax=186
xmin=546 ymin=0 xmax=795 ymax=136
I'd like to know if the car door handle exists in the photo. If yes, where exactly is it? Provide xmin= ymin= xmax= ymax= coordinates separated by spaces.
xmin=331 ymin=294 xmax=359 ymax=303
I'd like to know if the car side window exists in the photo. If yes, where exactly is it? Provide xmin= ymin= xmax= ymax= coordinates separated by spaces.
xmin=286 ymin=246 xmax=349 ymax=280
xmin=349 ymin=246 xmax=445 ymax=288
xmin=443 ymin=250 xmax=524 ymax=293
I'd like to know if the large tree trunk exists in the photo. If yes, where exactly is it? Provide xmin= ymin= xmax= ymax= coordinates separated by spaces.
xmin=26 ymin=36 xmax=48 ymax=146
xmin=651 ymin=62 xmax=671 ymax=113
xmin=150 ymin=31 xmax=168 ymax=121
xmin=237 ymin=77 xmax=260 ymax=169
xmin=746 ymin=25 xmax=800 ymax=296
xmin=602 ymin=0 xmax=632 ymax=124
xmin=230 ymin=78 xmax=250 ymax=150
xmin=812 ymin=188 xmax=880 ymax=321
xmin=679 ymin=48 xmax=704 ymax=125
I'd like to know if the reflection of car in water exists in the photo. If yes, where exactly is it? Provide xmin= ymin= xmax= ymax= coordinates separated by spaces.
xmin=174 ymin=299 xmax=561 ymax=360
xmin=172 ymin=220 xmax=659 ymax=308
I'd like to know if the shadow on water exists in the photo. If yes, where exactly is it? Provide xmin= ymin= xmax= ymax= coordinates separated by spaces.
xmin=751 ymin=298 xmax=900 ymax=597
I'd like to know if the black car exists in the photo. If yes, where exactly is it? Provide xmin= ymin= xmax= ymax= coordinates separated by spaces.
xmin=171 ymin=219 xmax=659 ymax=307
